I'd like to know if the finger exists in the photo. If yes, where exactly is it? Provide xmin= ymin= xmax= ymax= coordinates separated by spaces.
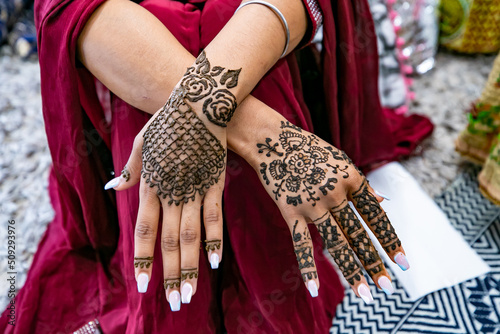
xmin=313 ymin=211 xmax=374 ymax=301
xmin=160 ymin=200 xmax=183 ymax=312
xmin=288 ymin=217 xmax=319 ymax=298
xmin=350 ymin=180 xmax=409 ymax=271
xmin=105 ymin=134 xmax=145 ymax=191
xmin=330 ymin=200 xmax=395 ymax=296
xmin=179 ymin=198 xmax=202 ymax=304
xmin=203 ymin=184 xmax=224 ymax=270
xmin=134 ymin=181 xmax=161 ymax=294
xmin=366 ymin=182 xmax=387 ymax=203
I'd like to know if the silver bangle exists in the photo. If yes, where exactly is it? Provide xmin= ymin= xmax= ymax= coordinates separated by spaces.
xmin=235 ymin=1 xmax=290 ymax=59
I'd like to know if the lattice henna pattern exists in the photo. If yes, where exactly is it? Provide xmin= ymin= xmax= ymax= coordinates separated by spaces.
xmin=332 ymin=203 xmax=384 ymax=278
xmin=315 ymin=213 xmax=362 ymax=285
xmin=352 ymin=182 xmax=402 ymax=253
xmin=292 ymin=220 xmax=317 ymax=282
xmin=142 ymin=86 xmax=226 ymax=206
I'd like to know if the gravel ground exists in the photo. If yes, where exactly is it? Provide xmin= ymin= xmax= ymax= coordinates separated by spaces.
xmin=0 ymin=48 xmax=496 ymax=311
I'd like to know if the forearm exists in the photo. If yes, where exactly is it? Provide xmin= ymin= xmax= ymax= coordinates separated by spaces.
xmin=77 ymin=0 xmax=307 ymax=112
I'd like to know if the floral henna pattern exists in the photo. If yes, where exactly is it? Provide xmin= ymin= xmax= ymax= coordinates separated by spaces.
xmin=332 ymin=202 xmax=384 ymax=278
xmin=352 ymin=182 xmax=402 ymax=253
xmin=181 ymin=51 xmax=241 ymax=127
xmin=142 ymin=87 xmax=226 ymax=205
xmin=292 ymin=220 xmax=317 ymax=282
xmin=256 ymin=122 xmax=354 ymax=206
xmin=314 ymin=212 xmax=362 ymax=285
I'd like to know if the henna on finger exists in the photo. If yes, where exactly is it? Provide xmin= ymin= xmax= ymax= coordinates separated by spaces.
xmin=205 ymin=239 xmax=221 ymax=252
xmin=134 ymin=256 xmax=154 ymax=269
xmin=351 ymin=181 xmax=402 ymax=253
xmin=121 ymin=165 xmax=131 ymax=182
xmin=292 ymin=220 xmax=317 ymax=282
xmin=314 ymin=212 xmax=363 ymax=286
xmin=180 ymin=268 xmax=199 ymax=281
xmin=331 ymin=201 xmax=385 ymax=278
xmin=164 ymin=278 xmax=181 ymax=289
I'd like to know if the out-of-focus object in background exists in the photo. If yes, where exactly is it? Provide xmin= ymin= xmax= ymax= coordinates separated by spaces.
xmin=7 ymin=7 xmax=36 ymax=59
xmin=455 ymin=52 xmax=500 ymax=164
xmin=440 ymin=0 xmax=500 ymax=54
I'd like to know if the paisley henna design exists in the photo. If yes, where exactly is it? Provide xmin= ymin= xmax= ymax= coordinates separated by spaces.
xmin=205 ymin=239 xmax=222 ymax=252
xmin=256 ymin=122 xmax=357 ymax=206
xmin=181 ymin=51 xmax=241 ymax=127
xmin=292 ymin=220 xmax=317 ymax=282
xmin=121 ymin=166 xmax=130 ymax=182
xmin=331 ymin=202 xmax=384 ymax=278
xmin=134 ymin=256 xmax=154 ymax=269
xmin=141 ymin=87 xmax=225 ymax=206
xmin=164 ymin=278 xmax=181 ymax=289
xmin=352 ymin=181 xmax=402 ymax=253
xmin=314 ymin=212 xmax=362 ymax=285
xmin=181 ymin=268 xmax=199 ymax=280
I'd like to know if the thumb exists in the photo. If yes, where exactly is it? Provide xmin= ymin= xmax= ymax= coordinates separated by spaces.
xmin=104 ymin=133 xmax=144 ymax=191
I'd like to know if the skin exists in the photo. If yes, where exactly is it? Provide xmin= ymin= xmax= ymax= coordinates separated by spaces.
xmin=77 ymin=0 xmax=408 ymax=310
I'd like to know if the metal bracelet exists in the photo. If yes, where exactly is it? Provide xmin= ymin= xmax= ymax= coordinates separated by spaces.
xmin=235 ymin=0 xmax=290 ymax=58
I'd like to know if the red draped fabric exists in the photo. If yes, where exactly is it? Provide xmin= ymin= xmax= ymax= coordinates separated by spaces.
xmin=0 ymin=0 xmax=432 ymax=333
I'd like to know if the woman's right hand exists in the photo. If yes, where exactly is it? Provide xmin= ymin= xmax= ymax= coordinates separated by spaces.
xmin=242 ymin=119 xmax=410 ymax=303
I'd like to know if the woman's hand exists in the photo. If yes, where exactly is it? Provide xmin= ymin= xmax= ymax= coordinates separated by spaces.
xmin=245 ymin=120 xmax=409 ymax=303
xmin=105 ymin=51 xmax=241 ymax=312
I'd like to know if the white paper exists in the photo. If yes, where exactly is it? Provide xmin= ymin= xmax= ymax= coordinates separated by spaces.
xmin=359 ymin=162 xmax=490 ymax=301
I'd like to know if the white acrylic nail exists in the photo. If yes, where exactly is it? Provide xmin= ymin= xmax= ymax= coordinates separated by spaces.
xmin=357 ymin=284 xmax=374 ymax=304
xmin=181 ymin=283 xmax=193 ymax=304
xmin=104 ymin=177 xmax=121 ymax=190
xmin=168 ymin=291 xmax=181 ymax=312
xmin=378 ymin=276 xmax=395 ymax=295
xmin=375 ymin=190 xmax=391 ymax=201
xmin=307 ymin=280 xmax=319 ymax=298
xmin=210 ymin=253 xmax=220 ymax=269
xmin=137 ymin=273 xmax=149 ymax=293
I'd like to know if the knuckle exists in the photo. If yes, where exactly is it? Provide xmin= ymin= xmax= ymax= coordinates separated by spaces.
xmin=180 ymin=228 xmax=198 ymax=245
xmin=135 ymin=222 xmax=156 ymax=240
xmin=161 ymin=235 xmax=179 ymax=252
xmin=204 ymin=209 xmax=220 ymax=227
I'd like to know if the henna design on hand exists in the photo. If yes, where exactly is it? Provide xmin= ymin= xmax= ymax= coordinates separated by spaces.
xmin=181 ymin=51 xmax=241 ymax=127
xmin=134 ymin=256 xmax=154 ymax=269
xmin=352 ymin=181 xmax=401 ymax=253
xmin=314 ymin=212 xmax=362 ymax=285
xmin=164 ymin=278 xmax=181 ymax=289
xmin=331 ymin=202 xmax=384 ymax=277
xmin=181 ymin=268 xmax=199 ymax=280
xmin=256 ymin=122 xmax=357 ymax=206
xmin=121 ymin=166 xmax=130 ymax=182
xmin=205 ymin=239 xmax=222 ymax=252
xmin=292 ymin=220 xmax=317 ymax=282
xmin=142 ymin=87 xmax=226 ymax=205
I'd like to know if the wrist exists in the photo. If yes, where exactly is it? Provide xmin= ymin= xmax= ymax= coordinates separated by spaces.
xmin=227 ymin=96 xmax=286 ymax=167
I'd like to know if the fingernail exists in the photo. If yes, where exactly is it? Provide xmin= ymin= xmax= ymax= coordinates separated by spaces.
xmin=357 ymin=284 xmax=374 ymax=304
xmin=168 ymin=291 xmax=181 ymax=312
xmin=104 ymin=177 xmax=121 ymax=190
xmin=375 ymin=190 xmax=391 ymax=201
xmin=307 ymin=280 xmax=319 ymax=298
xmin=394 ymin=252 xmax=410 ymax=271
xmin=181 ymin=283 xmax=193 ymax=304
xmin=378 ymin=276 xmax=395 ymax=295
xmin=210 ymin=253 xmax=220 ymax=269
xmin=137 ymin=273 xmax=149 ymax=293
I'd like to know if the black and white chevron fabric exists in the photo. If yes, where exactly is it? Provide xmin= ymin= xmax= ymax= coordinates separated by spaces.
xmin=330 ymin=164 xmax=500 ymax=334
